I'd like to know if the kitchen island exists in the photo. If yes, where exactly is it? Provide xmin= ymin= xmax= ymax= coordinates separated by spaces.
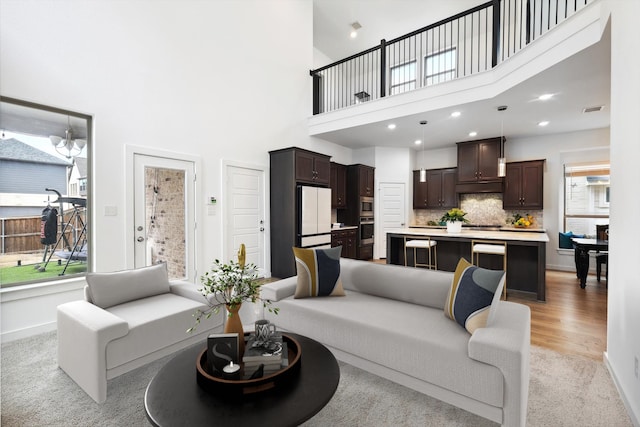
xmin=386 ymin=228 xmax=549 ymax=301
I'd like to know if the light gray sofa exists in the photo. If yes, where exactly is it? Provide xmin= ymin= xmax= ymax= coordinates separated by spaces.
xmin=260 ymin=258 xmax=530 ymax=427
xmin=57 ymin=263 xmax=222 ymax=403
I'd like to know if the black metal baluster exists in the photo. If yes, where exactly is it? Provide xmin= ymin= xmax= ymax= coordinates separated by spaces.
xmin=380 ymin=39 xmax=386 ymax=98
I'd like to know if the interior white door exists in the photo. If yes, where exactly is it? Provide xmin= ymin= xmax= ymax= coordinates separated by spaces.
xmin=377 ymin=182 xmax=406 ymax=259
xmin=226 ymin=165 xmax=266 ymax=275
xmin=133 ymin=154 xmax=195 ymax=280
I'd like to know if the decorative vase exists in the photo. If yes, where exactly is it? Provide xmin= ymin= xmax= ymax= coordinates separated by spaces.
xmin=224 ymin=303 xmax=245 ymax=357
xmin=447 ymin=221 xmax=462 ymax=233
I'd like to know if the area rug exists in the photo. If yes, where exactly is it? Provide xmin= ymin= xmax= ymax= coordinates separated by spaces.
xmin=0 ymin=332 xmax=632 ymax=426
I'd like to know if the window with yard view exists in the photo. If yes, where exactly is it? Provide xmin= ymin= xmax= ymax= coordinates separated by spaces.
xmin=0 ymin=97 xmax=91 ymax=288
xmin=563 ymin=162 xmax=609 ymax=243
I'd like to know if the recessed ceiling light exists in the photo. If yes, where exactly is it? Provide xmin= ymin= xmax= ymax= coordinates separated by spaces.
xmin=538 ymin=94 xmax=553 ymax=101
xmin=538 ymin=121 xmax=549 ymax=127
xmin=451 ymin=111 xmax=461 ymax=118
xmin=469 ymin=131 xmax=477 ymax=137
xmin=414 ymin=139 xmax=422 ymax=145
xmin=387 ymin=123 xmax=396 ymax=130
xmin=350 ymin=22 xmax=361 ymax=38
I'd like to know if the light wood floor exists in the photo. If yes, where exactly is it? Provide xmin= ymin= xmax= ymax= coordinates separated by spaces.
xmin=371 ymin=260 xmax=608 ymax=361
xmin=509 ymin=269 xmax=607 ymax=361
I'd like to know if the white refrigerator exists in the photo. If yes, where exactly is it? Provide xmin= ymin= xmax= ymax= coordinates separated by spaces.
xmin=297 ymin=185 xmax=332 ymax=249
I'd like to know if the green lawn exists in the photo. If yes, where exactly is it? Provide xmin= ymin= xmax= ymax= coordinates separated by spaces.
xmin=0 ymin=261 xmax=86 ymax=286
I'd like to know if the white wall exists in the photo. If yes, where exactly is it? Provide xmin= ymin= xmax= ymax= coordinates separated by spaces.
xmin=606 ymin=0 xmax=640 ymax=424
xmin=0 ymin=0 xmax=347 ymax=340
xmin=417 ymin=146 xmax=457 ymax=170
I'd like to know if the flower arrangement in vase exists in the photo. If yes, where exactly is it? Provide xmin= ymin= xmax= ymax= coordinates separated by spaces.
xmin=441 ymin=208 xmax=469 ymax=233
xmin=188 ymin=248 xmax=279 ymax=357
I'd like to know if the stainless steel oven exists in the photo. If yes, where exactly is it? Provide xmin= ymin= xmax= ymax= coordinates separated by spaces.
xmin=359 ymin=217 xmax=374 ymax=245
xmin=359 ymin=196 xmax=374 ymax=218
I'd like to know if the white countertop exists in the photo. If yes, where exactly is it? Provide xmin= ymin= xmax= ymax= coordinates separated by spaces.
xmin=332 ymin=225 xmax=358 ymax=231
xmin=388 ymin=227 xmax=549 ymax=243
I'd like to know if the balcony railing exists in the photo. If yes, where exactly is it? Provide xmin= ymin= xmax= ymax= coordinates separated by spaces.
xmin=311 ymin=0 xmax=592 ymax=115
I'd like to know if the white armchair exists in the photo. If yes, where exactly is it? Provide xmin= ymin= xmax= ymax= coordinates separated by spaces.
xmin=57 ymin=263 xmax=222 ymax=403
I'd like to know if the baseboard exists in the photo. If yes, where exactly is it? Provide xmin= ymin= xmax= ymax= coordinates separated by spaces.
xmin=1 ymin=321 xmax=57 ymax=343
xmin=603 ymin=351 xmax=640 ymax=427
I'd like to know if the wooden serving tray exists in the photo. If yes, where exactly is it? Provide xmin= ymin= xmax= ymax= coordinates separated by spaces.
xmin=196 ymin=333 xmax=301 ymax=398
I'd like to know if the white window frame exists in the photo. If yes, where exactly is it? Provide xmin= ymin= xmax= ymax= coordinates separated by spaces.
xmin=0 ymin=97 xmax=91 ymax=289
xmin=424 ymin=47 xmax=457 ymax=86
xmin=390 ymin=60 xmax=416 ymax=95
xmin=562 ymin=162 xmax=610 ymax=239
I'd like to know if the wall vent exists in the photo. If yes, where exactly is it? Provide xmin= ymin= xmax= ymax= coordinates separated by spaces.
xmin=583 ymin=106 xmax=604 ymax=113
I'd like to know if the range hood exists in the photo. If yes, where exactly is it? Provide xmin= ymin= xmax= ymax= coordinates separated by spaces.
xmin=455 ymin=181 xmax=503 ymax=194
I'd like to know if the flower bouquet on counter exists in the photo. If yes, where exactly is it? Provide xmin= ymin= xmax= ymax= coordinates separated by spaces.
xmin=441 ymin=208 xmax=469 ymax=233
xmin=440 ymin=208 xmax=470 ymax=223
xmin=510 ymin=213 xmax=534 ymax=228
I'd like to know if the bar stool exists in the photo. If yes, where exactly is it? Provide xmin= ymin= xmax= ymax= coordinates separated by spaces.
xmin=471 ymin=240 xmax=507 ymax=299
xmin=404 ymin=237 xmax=437 ymax=270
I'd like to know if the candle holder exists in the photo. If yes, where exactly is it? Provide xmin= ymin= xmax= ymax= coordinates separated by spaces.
xmin=222 ymin=362 xmax=241 ymax=380
xmin=196 ymin=333 xmax=302 ymax=398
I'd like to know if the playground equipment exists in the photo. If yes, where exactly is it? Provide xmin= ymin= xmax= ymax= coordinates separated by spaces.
xmin=37 ymin=188 xmax=87 ymax=275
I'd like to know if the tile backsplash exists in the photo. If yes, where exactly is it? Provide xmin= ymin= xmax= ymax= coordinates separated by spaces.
xmin=413 ymin=193 xmax=543 ymax=227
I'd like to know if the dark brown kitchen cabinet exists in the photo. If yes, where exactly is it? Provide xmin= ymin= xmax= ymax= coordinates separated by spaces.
xmin=413 ymin=168 xmax=457 ymax=209
xmin=269 ymin=147 xmax=331 ymax=278
xmin=356 ymin=165 xmax=375 ymax=197
xmin=330 ymin=162 xmax=347 ymax=209
xmin=457 ymin=138 xmax=503 ymax=183
xmin=413 ymin=170 xmax=429 ymax=208
xmin=295 ymin=149 xmax=330 ymax=185
xmin=503 ymin=160 xmax=545 ymax=209
xmin=331 ymin=228 xmax=357 ymax=258
xmin=427 ymin=168 xmax=457 ymax=208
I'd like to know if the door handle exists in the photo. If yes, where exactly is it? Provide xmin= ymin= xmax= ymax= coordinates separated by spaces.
xmin=260 ymin=227 xmax=265 ymax=232
xmin=137 ymin=236 xmax=144 ymax=242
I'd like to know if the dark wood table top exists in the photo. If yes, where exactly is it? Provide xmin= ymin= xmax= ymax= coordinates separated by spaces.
xmin=145 ymin=333 xmax=340 ymax=427
xmin=571 ymin=237 xmax=609 ymax=250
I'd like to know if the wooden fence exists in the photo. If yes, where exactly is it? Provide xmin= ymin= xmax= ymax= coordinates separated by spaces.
xmin=0 ymin=209 xmax=86 ymax=254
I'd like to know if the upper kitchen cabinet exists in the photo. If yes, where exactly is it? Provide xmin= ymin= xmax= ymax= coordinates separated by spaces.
xmin=503 ymin=160 xmax=545 ymax=210
xmin=294 ymin=149 xmax=331 ymax=185
xmin=356 ymin=165 xmax=375 ymax=197
xmin=427 ymin=168 xmax=458 ymax=209
xmin=413 ymin=168 xmax=458 ymax=209
xmin=330 ymin=162 xmax=347 ymax=209
xmin=456 ymin=137 xmax=504 ymax=193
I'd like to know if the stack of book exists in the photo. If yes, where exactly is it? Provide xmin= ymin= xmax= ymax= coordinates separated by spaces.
xmin=242 ymin=335 xmax=285 ymax=379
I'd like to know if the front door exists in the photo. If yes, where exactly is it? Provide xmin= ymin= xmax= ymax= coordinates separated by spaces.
xmin=133 ymin=154 xmax=195 ymax=280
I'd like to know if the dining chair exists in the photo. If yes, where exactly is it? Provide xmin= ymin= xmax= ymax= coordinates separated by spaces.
xmin=595 ymin=225 xmax=609 ymax=283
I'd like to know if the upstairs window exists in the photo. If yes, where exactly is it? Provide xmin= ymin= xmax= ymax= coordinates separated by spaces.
xmin=425 ymin=48 xmax=457 ymax=86
xmin=390 ymin=60 xmax=416 ymax=95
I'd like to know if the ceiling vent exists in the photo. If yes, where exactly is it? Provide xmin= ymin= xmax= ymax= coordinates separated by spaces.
xmin=583 ymin=106 xmax=604 ymax=113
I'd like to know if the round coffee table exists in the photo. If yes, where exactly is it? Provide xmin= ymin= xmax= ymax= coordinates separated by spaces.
xmin=144 ymin=333 xmax=340 ymax=427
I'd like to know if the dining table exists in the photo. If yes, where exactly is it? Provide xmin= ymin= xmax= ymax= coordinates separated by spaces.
xmin=571 ymin=237 xmax=609 ymax=288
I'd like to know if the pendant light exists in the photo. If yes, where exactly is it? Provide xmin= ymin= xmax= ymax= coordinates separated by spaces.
xmin=419 ymin=120 xmax=427 ymax=182
xmin=497 ymin=106 xmax=507 ymax=177
xmin=50 ymin=116 xmax=86 ymax=159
